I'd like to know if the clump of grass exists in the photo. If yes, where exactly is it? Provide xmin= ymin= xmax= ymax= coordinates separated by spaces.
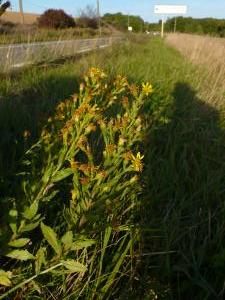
xmin=0 ymin=67 xmax=151 ymax=299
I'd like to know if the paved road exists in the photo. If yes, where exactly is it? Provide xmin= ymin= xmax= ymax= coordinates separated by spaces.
xmin=0 ymin=37 xmax=122 ymax=71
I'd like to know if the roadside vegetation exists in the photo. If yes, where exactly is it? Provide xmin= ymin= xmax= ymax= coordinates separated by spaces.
xmin=166 ymin=33 xmax=225 ymax=108
xmin=0 ymin=6 xmax=113 ymax=45
xmin=0 ymin=26 xmax=112 ymax=45
xmin=1 ymin=36 xmax=225 ymax=299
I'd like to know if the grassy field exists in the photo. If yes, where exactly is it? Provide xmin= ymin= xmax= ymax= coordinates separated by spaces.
xmin=1 ymin=11 xmax=39 ymax=25
xmin=166 ymin=33 xmax=225 ymax=108
xmin=1 ymin=36 xmax=225 ymax=299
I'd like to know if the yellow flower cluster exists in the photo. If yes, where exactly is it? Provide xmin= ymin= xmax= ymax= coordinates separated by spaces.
xmin=88 ymin=67 xmax=107 ymax=80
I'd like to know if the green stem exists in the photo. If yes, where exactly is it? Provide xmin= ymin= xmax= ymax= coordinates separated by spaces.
xmin=0 ymin=263 xmax=63 ymax=300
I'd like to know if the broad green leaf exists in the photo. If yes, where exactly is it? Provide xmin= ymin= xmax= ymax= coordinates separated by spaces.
xmin=71 ymin=239 xmax=96 ymax=251
xmin=0 ymin=270 xmax=12 ymax=287
xmin=61 ymin=231 xmax=73 ymax=252
xmin=52 ymin=168 xmax=73 ymax=183
xmin=62 ymin=260 xmax=87 ymax=273
xmin=6 ymin=250 xmax=35 ymax=261
xmin=8 ymin=238 xmax=30 ymax=248
xmin=23 ymin=200 xmax=39 ymax=220
xmin=35 ymin=247 xmax=46 ymax=274
xmin=41 ymin=222 xmax=61 ymax=255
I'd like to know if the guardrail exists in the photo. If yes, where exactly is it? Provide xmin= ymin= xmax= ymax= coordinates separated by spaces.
xmin=0 ymin=36 xmax=123 ymax=72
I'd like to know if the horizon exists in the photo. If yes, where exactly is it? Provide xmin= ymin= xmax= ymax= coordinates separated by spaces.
xmin=9 ymin=0 xmax=225 ymax=22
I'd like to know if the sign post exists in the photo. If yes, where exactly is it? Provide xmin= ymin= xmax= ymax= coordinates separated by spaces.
xmin=161 ymin=16 xmax=164 ymax=38
xmin=154 ymin=5 xmax=188 ymax=38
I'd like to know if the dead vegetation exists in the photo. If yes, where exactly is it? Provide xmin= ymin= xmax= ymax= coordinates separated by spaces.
xmin=166 ymin=33 xmax=225 ymax=109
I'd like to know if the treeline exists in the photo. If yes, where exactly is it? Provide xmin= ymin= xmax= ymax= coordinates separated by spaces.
xmin=101 ymin=13 xmax=225 ymax=37
xmin=102 ymin=13 xmax=145 ymax=32
xmin=149 ymin=17 xmax=225 ymax=37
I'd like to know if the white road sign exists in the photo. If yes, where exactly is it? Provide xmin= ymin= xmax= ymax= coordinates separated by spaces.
xmin=154 ymin=5 xmax=187 ymax=14
xmin=128 ymin=26 xmax=133 ymax=31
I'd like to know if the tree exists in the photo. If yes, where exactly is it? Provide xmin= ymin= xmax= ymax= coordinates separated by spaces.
xmin=0 ymin=0 xmax=10 ymax=17
xmin=164 ymin=16 xmax=225 ymax=37
xmin=102 ymin=12 xmax=145 ymax=32
xmin=38 ymin=9 xmax=76 ymax=29
xmin=77 ymin=5 xmax=98 ymax=29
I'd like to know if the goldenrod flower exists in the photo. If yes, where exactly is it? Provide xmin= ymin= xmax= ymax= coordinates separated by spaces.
xmin=85 ymin=123 xmax=97 ymax=134
xmin=131 ymin=152 xmax=144 ymax=172
xmin=88 ymin=67 xmax=106 ymax=80
xmin=71 ymin=189 xmax=78 ymax=201
xmin=70 ymin=160 xmax=78 ymax=171
xmin=142 ymin=83 xmax=153 ymax=96
xmin=80 ymin=177 xmax=90 ymax=185
xmin=23 ymin=130 xmax=31 ymax=139
xmin=129 ymin=84 xmax=139 ymax=97
xmin=41 ymin=129 xmax=51 ymax=141
xmin=122 ymin=96 xmax=129 ymax=107
xmin=118 ymin=136 xmax=126 ymax=146
xmin=105 ymin=144 xmax=116 ymax=155
xmin=57 ymin=102 xmax=66 ymax=111
xmin=114 ymin=75 xmax=128 ymax=91
xmin=123 ymin=151 xmax=133 ymax=162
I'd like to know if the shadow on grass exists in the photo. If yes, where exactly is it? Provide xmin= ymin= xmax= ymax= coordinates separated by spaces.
xmin=140 ymin=82 xmax=225 ymax=299
xmin=0 ymin=70 xmax=79 ymax=196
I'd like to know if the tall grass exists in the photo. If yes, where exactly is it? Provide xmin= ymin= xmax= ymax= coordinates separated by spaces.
xmin=0 ymin=27 xmax=111 ymax=45
xmin=166 ymin=33 xmax=225 ymax=109
xmin=1 ymin=36 xmax=225 ymax=299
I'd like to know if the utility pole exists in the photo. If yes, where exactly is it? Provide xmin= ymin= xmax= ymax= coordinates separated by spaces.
xmin=97 ymin=0 xmax=101 ymax=36
xmin=174 ymin=17 xmax=177 ymax=33
xmin=19 ymin=0 xmax=24 ymax=25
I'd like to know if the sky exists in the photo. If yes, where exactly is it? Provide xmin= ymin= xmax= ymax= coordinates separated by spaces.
xmin=9 ymin=0 xmax=225 ymax=22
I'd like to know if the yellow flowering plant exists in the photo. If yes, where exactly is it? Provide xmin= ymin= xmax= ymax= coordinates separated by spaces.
xmin=0 ymin=68 xmax=153 ymax=299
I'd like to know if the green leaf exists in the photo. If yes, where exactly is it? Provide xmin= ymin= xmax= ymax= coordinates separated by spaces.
xmin=8 ymin=238 xmax=30 ymax=248
xmin=42 ymin=164 xmax=54 ymax=184
xmin=9 ymin=208 xmax=18 ymax=234
xmin=62 ymin=260 xmax=87 ymax=273
xmin=52 ymin=168 xmax=73 ymax=183
xmin=61 ymin=231 xmax=73 ymax=252
xmin=19 ymin=220 xmax=41 ymax=233
xmin=6 ymin=250 xmax=35 ymax=261
xmin=41 ymin=222 xmax=61 ymax=255
xmin=42 ymin=190 xmax=59 ymax=202
xmin=71 ymin=239 xmax=96 ymax=251
xmin=35 ymin=247 xmax=46 ymax=274
xmin=23 ymin=200 xmax=39 ymax=220
xmin=0 ymin=270 xmax=12 ymax=287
